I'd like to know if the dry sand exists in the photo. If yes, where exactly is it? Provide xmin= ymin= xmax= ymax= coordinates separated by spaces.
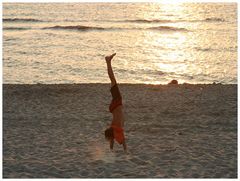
xmin=3 ymin=83 xmax=237 ymax=178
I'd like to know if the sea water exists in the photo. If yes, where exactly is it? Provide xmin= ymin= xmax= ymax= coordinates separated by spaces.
xmin=3 ymin=3 xmax=237 ymax=84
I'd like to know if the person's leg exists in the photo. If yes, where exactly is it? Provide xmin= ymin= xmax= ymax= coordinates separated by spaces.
xmin=105 ymin=53 xmax=122 ymax=106
xmin=105 ymin=53 xmax=117 ymax=87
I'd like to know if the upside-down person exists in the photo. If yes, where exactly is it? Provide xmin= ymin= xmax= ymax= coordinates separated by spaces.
xmin=104 ymin=53 xmax=127 ymax=152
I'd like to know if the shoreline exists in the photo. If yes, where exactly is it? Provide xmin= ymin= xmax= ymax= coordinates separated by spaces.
xmin=3 ymin=82 xmax=237 ymax=85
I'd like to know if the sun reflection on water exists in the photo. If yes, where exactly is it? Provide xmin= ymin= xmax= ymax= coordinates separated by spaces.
xmin=3 ymin=3 xmax=237 ymax=84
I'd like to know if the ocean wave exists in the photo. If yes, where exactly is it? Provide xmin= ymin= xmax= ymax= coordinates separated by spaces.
xmin=195 ymin=47 xmax=212 ymax=52
xmin=3 ymin=18 xmax=43 ymax=22
xmin=3 ymin=27 xmax=31 ymax=31
xmin=204 ymin=17 xmax=225 ymax=22
xmin=43 ymin=25 xmax=188 ymax=32
xmin=118 ymin=68 xmax=165 ymax=76
xmin=4 ymin=24 xmax=189 ymax=33
xmin=145 ymin=69 xmax=165 ymax=76
xmin=103 ymin=18 xmax=225 ymax=24
xmin=195 ymin=46 xmax=237 ymax=52
xmin=3 ymin=17 xmax=226 ymax=24
xmin=148 ymin=26 xmax=188 ymax=32
xmin=122 ymin=17 xmax=225 ymax=23
xmin=43 ymin=25 xmax=105 ymax=31
xmin=124 ymin=19 xmax=173 ymax=23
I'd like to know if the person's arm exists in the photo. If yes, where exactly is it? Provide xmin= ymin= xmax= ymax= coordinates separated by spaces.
xmin=122 ymin=140 xmax=127 ymax=152
xmin=110 ymin=139 xmax=114 ymax=150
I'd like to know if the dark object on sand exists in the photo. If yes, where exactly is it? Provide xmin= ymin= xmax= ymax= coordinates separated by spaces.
xmin=213 ymin=82 xmax=222 ymax=85
xmin=168 ymin=80 xmax=178 ymax=85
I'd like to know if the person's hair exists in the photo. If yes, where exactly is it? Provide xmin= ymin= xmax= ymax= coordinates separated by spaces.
xmin=105 ymin=127 xmax=114 ymax=140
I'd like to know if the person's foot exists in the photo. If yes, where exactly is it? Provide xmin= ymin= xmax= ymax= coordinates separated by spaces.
xmin=105 ymin=53 xmax=116 ymax=62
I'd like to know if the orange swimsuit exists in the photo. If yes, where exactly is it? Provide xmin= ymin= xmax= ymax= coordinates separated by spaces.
xmin=111 ymin=124 xmax=125 ymax=144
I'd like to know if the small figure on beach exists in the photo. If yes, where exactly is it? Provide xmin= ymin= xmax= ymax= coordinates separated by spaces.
xmin=168 ymin=79 xmax=178 ymax=85
xmin=104 ymin=53 xmax=127 ymax=152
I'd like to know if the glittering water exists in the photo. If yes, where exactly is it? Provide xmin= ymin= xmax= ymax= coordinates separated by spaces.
xmin=3 ymin=3 xmax=237 ymax=84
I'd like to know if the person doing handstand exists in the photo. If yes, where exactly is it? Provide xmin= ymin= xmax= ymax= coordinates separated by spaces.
xmin=104 ymin=53 xmax=127 ymax=152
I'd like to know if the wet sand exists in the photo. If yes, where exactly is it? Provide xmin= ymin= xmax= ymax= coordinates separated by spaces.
xmin=3 ymin=83 xmax=237 ymax=178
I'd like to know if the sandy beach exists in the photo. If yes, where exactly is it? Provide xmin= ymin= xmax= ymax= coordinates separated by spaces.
xmin=3 ymin=83 xmax=237 ymax=178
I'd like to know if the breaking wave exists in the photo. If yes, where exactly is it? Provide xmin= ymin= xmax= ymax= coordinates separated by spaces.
xmin=110 ymin=17 xmax=225 ymax=23
xmin=3 ymin=17 xmax=225 ymax=24
xmin=204 ymin=17 xmax=225 ymax=22
xmin=43 ymin=25 xmax=188 ymax=32
xmin=43 ymin=25 xmax=106 ymax=31
xmin=3 ymin=27 xmax=31 ymax=30
xmin=148 ymin=26 xmax=188 ymax=31
xmin=3 ymin=18 xmax=43 ymax=22
xmin=123 ymin=19 xmax=173 ymax=23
